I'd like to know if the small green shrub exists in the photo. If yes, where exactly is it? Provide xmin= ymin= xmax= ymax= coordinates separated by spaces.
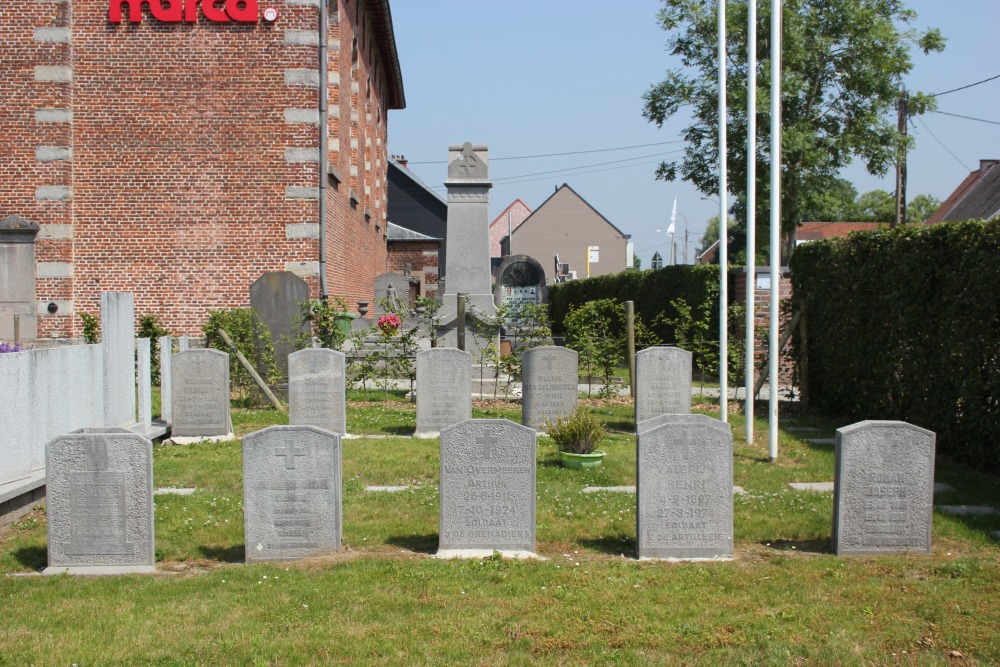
xmin=544 ymin=407 xmax=607 ymax=454
xmin=202 ymin=308 xmax=278 ymax=403
xmin=79 ymin=312 xmax=100 ymax=343
xmin=137 ymin=314 xmax=171 ymax=384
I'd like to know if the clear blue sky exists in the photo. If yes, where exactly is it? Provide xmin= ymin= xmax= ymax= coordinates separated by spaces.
xmin=388 ymin=0 xmax=1000 ymax=268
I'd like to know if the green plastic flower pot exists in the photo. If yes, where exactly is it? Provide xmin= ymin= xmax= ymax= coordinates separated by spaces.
xmin=559 ymin=450 xmax=606 ymax=469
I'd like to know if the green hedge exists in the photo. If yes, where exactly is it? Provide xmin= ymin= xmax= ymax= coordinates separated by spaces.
xmin=790 ymin=219 xmax=1000 ymax=469
xmin=548 ymin=265 xmax=720 ymax=342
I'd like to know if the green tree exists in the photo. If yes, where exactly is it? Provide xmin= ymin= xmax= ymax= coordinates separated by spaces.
xmin=643 ymin=0 xmax=945 ymax=258
xmin=906 ymin=193 xmax=942 ymax=223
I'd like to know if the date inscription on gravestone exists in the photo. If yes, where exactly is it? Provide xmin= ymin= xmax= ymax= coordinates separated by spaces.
xmin=416 ymin=348 xmax=472 ymax=436
xmin=521 ymin=346 xmax=578 ymax=430
xmin=635 ymin=347 xmax=692 ymax=425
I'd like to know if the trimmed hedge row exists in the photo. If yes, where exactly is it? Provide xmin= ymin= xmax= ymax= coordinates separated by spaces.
xmin=548 ymin=265 xmax=720 ymax=341
xmin=790 ymin=219 xmax=1000 ymax=469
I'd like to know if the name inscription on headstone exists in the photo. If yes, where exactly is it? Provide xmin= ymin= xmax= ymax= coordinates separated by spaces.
xmin=635 ymin=347 xmax=692 ymax=425
xmin=416 ymin=348 xmax=472 ymax=436
xmin=521 ymin=346 xmax=578 ymax=430
xmin=172 ymin=349 xmax=230 ymax=437
xmin=288 ymin=349 xmax=346 ymax=435
xmin=439 ymin=420 xmax=536 ymax=553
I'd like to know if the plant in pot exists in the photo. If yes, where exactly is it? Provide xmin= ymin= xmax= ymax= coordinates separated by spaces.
xmin=545 ymin=407 xmax=607 ymax=469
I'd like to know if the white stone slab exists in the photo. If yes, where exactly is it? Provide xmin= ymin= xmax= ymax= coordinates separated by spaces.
xmin=365 ymin=485 xmax=410 ymax=492
xmin=42 ymin=565 xmax=156 ymax=576
xmin=154 ymin=488 xmax=196 ymax=496
xmin=788 ymin=482 xmax=834 ymax=492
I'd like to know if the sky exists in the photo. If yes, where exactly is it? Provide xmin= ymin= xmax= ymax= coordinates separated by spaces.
xmin=387 ymin=0 xmax=1000 ymax=268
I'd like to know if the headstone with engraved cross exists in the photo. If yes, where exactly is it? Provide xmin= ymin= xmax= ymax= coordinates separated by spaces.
xmin=44 ymin=428 xmax=155 ymax=573
xmin=416 ymin=348 xmax=472 ymax=437
xmin=438 ymin=419 xmax=537 ymax=558
xmin=288 ymin=348 xmax=347 ymax=436
xmin=521 ymin=346 xmax=578 ymax=430
xmin=635 ymin=346 xmax=692 ymax=426
xmin=242 ymin=425 xmax=342 ymax=562
xmin=636 ymin=414 xmax=733 ymax=560
xmin=833 ymin=420 xmax=935 ymax=556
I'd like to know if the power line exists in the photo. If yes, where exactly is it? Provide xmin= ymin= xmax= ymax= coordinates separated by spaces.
xmin=932 ymin=73 xmax=1000 ymax=97
xmin=405 ymin=140 xmax=685 ymax=165
xmin=912 ymin=116 xmax=972 ymax=171
xmin=495 ymin=158 xmax=671 ymax=187
xmin=933 ymin=110 xmax=1000 ymax=126
xmin=491 ymin=151 xmax=682 ymax=183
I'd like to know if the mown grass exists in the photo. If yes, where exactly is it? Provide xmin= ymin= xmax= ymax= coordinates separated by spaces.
xmin=1 ymin=399 xmax=998 ymax=665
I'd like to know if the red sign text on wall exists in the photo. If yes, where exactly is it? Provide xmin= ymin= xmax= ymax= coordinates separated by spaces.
xmin=109 ymin=0 xmax=259 ymax=23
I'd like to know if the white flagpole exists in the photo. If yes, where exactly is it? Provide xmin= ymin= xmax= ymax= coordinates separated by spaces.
xmin=718 ymin=0 xmax=729 ymax=422
xmin=669 ymin=197 xmax=677 ymax=264
xmin=769 ymin=0 xmax=782 ymax=461
xmin=745 ymin=0 xmax=757 ymax=444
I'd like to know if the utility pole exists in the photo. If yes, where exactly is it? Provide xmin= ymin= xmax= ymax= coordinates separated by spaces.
xmin=893 ymin=88 xmax=909 ymax=229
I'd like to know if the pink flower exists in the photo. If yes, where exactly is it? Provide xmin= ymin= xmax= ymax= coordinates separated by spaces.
xmin=377 ymin=313 xmax=401 ymax=335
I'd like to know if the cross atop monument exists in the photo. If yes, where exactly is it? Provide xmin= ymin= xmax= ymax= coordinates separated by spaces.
xmin=276 ymin=439 xmax=307 ymax=469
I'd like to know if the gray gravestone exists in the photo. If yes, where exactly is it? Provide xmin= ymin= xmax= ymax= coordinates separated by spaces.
xmin=373 ymin=272 xmax=409 ymax=315
xmin=416 ymin=348 xmax=472 ymax=437
xmin=159 ymin=336 xmax=173 ymax=423
xmin=101 ymin=292 xmax=136 ymax=427
xmin=438 ymin=419 xmax=536 ymax=557
xmin=833 ymin=421 xmax=936 ymax=556
xmin=136 ymin=338 xmax=151 ymax=429
xmin=521 ymin=346 xmax=578 ymax=430
xmin=637 ymin=414 xmax=733 ymax=560
xmin=243 ymin=425 xmax=342 ymax=562
xmin=44 ymin=429 xmax=154 ymax=573
xmin=171 ymin=349 xmax=231 ymax=438
xmin=635 ymin=347 xmax=692 ymax=425
xmin=249 ymin=271 xmax=310 ymax=387
xmin=288 ymin=349 xmax=347 ymax=436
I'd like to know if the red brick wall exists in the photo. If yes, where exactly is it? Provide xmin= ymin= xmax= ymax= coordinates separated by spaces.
xmin=387 ymin=240 xmax=440 ymax=298
xmin=0 ymin=0 xmax=397 ymax=337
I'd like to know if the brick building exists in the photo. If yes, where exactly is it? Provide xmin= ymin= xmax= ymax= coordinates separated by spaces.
xmin=0 ymin=0 xmax=404 ymax=338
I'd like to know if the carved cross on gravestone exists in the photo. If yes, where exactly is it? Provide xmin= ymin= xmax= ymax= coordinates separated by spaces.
xmin=276 ymin=439 xmax=307 ymax=469
xmin=87 ymin=439 xmax=109 ymax=472
xmin=476 ymin=431 xmax=500 ymax=460
xmin=678 ymin=432 xmax=692 ymax=461
xmin=882 ymin=436 xmax=904 ymax=462
xmin=545 ymin=356 xmax=554 ymax=372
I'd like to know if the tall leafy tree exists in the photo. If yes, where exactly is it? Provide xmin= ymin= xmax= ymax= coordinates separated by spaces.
xmin=643 ymin=0 xmax=945 ymax=257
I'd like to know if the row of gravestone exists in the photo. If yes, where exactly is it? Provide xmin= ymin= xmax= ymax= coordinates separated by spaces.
xmin=168 ymin=345 xmax=696 ymax=439
xmin=42 ymin=416 xmax=935 ymax=572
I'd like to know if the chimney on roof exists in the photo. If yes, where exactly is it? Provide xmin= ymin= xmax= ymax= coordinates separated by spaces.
xmin=392 ymin=154 xmax=408 ymax=168
xmin=980 ymin=159 xmax=999 ymax=172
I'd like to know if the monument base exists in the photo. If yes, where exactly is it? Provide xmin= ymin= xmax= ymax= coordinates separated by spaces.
xmin=435 ymin=549 xmax=545 ymax=561
xmin=167 ymin=433 xmax=236 ymax=445
xmin=637 ymin=555 xmax=733 ymax=563
xmin=42 ymin=565 xmax=156 ymax=576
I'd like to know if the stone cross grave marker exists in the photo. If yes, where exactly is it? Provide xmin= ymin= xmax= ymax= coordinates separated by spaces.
xmin=637 ymin=414 xmax=733 ymax=560
xmin=438 ymin=419 xmax=536 ymax=557
xmin=416 ymin=348 xmax=472 ymax=437
xmin=288 ymin=349 xmax=347 ymax=436
xmin=833 ymin=420 xmax=935 ymax=556
xmin=635 ymin=346 xmax=692 ymax=425
xmin=44 ymin=429 xmax=154 ymax=573
xmin=243 ymin=425 xmax=342 ymax=562
xmin=171 ymin=349 xmax=231 ymax=438
xmin=521 ymin=346 xmax=578 ymax=430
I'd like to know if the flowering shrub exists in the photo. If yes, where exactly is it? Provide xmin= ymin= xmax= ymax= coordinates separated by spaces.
xmin=377 ymin=313 xmax=401 ymax=336
xmin=0 ymin=342 xmax=30 ymax=353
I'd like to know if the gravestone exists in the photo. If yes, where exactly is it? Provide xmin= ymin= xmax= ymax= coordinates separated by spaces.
xmin=249 ymin=271 xmax=310 ymax=389
xmin=159 ymin=336 xmax=173 ymax=423
xmin=44 ymin=429 xmax=154 ymax=573
xmin=102 ymin=292 xmax=136 ymax=427
xmin=415 ymin=348 xmax=472 ymax=437
xmin=833 ymin=421 xmax=935 ymax=556
xmin=136 ymin=338 xmax=151 ymax=430
xmin=243 ymin=425 xmax=342 ymax=562
xmin=438 ymin=419 xmax=537 ymax=557
xmin=171 ymin=349 xmax=231 ymax=438
xmin=494 ymin=254 xmax=548 ymax=314
xmin=635 ymin=347 xmax=692 ymax=425
xmin=288 ymin=349 xmax=347 ymax=436
xmin=636 ymin=414 xmax=733 ymax=560
xmin=521 ymin=346 xmax=578 ymax=430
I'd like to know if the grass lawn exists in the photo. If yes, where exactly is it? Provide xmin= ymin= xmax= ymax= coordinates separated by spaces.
xmin=1 ymin=398 xmax=998 ymax=665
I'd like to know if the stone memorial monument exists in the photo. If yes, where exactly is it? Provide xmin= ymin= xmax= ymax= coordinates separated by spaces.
xmin=635 ymin=347 xmax=692 ymax=425
xmin=833 ymin=420 xmax=936 ymax=556
xmin=373 ymin=271 xmax=411 ymax=315
xmin=521 ymin=346 xmax=578 ymax=430
xmin=636 ymin=414 xmax=733 ymax=560
xmin=102 ymin=292 xmax=137 ymax=427
xmin=171 ymin=349 xmax=232 ymax=439
xmin=44 ymin=429 xmax=155 ymax=574
xmin=438 ymin=419 xmax=537 ymax=558
xmin=288 ymin=348 xmax=347 ymax=436
xmin=243 ymin=425 xmax=342 ymax=562
xmin=415 ymin=348 xmax=472 ymax=437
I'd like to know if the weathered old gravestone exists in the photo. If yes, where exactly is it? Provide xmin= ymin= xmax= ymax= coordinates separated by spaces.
xmin=438 ymin=419 xmax=537 ymax=557
xmin=249 ymin=271 xmax=310 ymax=388
xmin=44 ymin=429 xmax=154 ymax=573
xmin=636 ymin=414 xmax=733 ymax=560
xmin=159 ymin=336 xmax=173 ymax=424
xmin=833 ymin=421 xmax=936 ymax=556
xmin=288 ymin=349 xmax=347 ymax=436
xmin=373 ymin=271 xmax=410 ymax=315
xmin=521 ymin=346 xmax=578 ymax=430
xmin=171 ymin=349 xmax=231 ymax=438
xmin=102 ymin=292 xmax=136 ymax=427
xmin=635 ymin=347 xmax=692 ymax=425
xmin=243 ymin=425 xmax=342 ymax=562
xmin=416 ymin=348 xmax=472 ymax=437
